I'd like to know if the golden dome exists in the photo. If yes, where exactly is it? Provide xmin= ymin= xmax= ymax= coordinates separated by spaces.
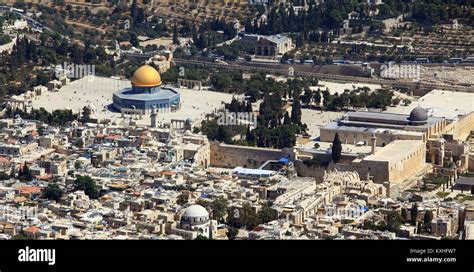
xmin=131 ymin=65 xmax=162 ymax=87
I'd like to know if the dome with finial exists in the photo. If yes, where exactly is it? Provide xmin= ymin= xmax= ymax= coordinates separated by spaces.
xmin=408 ymin=107 xmax=428 ymax=126
xmin=409 ymin=107 xmax=428 ymax=124
xmin=131 ymin=65 xmax=162 ymax=87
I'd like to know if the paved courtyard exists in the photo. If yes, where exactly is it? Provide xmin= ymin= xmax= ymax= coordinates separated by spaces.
xmin=32 ymin=76 xmax=237 ymax=126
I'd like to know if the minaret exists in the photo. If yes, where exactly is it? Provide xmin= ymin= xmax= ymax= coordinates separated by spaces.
xmin=371 ymin=133 xmax=377 ymax=154
xmin=150 ymin=107 xmax=157 ymax=128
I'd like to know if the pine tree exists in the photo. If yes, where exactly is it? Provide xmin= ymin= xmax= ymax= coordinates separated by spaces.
xmin=131 ymin=0 xmax=138 ymax=22
xmin=192 ymin=23 xmax=198 ymax=45
xmin=410 ymin=203 xmax=419 ymax=225
xmin=172 ymin=22 xmax=179 ymax=45
xmin=424 ymin=210 xmax=433 ymax=229
xmin=331 ymin=133 xmax=342 ymax=163
xmin=283 ymin=112 xmax=291 ymax=125
xmin=291 ymin=96 xmax=302 ymax=125
xmin=245 ymin=126 xmax=255 ymax=144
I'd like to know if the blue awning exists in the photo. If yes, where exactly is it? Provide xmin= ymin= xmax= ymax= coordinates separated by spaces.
xmin=278 ymin=157 xmax=289 ymax=164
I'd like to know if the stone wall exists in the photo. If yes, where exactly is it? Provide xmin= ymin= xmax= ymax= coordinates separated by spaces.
xmin=190 ymin=144 xmax=210 ymax=169
xmin=443 ymin=112 xmax=474 ymax=141
xmin=351 ymin=141 xmax=426 ymax=184
xmin=210 ymin=142 xmax=287 ymax=169
xmin=293 ymin=160 xmax=327 ymax=180
xmin=469 ymin=154 xmax=474 ymax=172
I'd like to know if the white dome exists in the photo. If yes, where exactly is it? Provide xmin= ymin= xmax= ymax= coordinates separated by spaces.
xmin=183 ymin=205 xmax=209 ymax=218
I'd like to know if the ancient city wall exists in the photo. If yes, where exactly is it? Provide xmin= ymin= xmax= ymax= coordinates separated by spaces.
xmin=210 ymin=142 xmax=286 ymax=169
xmin=443 ymin=112 xmax=474 ymax=141
xmin=293 ymin=160 xmax=327 ymax=180
xmin=388 ymin=146 xmax=426 ymax=183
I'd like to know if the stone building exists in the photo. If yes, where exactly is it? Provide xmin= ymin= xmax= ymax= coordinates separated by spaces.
xmin=112 ymin=65 xmax=181 ymax=114
xmin=348 ymin=140 xmax=426 ymax=189
xmin=320 ymin=107 xmax=446 ymax=147
xmin=252 ymin=34 xmax=294 ymax=57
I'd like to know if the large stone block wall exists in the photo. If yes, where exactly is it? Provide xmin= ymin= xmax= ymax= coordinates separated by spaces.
xmin=293 ymin=160 xmax=326 ymax=180
xmin=210 ymin=139 xmax=426 ymax=186
xmin=351 ymin=141 xmax=426 ymax=184
xmin=389 ymin=142 xmax=426 ymax=183
xmin=210 ymin=142 xmax=285 ymax=169
xmin=444 ymin=112 xmax=474 ymax=141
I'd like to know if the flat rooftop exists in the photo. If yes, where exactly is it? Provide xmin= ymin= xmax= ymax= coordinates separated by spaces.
xmin=339 ymin=111 xmax=442 ymax=129
xmin=385 ymin=89 xmax=474 ymax=120
xmin=362 ymin=140 xmax=424 ymax=165
xmin=299 ymin=141 xmax=379 ymax=155
xmin=323 ymin=121 xmax=424 ymax=137
xmin=233 ymin=167 xmax=276 ymax=177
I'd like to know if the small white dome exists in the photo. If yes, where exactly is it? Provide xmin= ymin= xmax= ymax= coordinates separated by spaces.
xmin=183 ymin=205 xmax=209 ymax=218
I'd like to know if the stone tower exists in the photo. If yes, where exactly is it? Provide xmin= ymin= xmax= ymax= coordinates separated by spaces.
xmin=371 ymin=133 xmax=377 ymax=154
xmin=150 ymin=107 xmax=157 ymax=128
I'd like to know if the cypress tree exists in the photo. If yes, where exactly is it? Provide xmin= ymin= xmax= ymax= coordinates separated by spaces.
xmin=331 ymin=133 xmax=342 ymax=163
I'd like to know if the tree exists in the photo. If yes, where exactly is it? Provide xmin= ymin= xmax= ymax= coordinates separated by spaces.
xmin=0 ymin=172 xmax=10 ymax=181
xmin=314 ymin=90 xmax=322 ymax=106
xmin=195 ymin=234 xmax=210 ymax=240
xmin=36 ymin=72 xmax=51 ymax=86
xmin=386 ymin=211 xmax=403 ymax=233
xmin=401 ymin=208 xmax=408 ymax=223
xmin=74 ymin=161 xmax=82 ymax=169
xmin=195 ymin=198 xmax=211 ymax=211
xmin=75 ymin=138 xmax=84 ymax=148
xmin=283 ymin=112 xmax=291 ymax=125
xmin=423 ymin=210 xmax=433 ymax=232
xmin=410 ymin=203 xmax=419 ymax=225
xmin=81 ymin=106 xmax=91 ymax=123
xmin=226 ymin=227 xmax=239 ymax=240
xmin=18 ymin=162 xmax=32 ymax=182
xmin=258 ymin=202 xmax=277 ymax=224
xmin=291 ymin=96 xmax=302 ymax=125
xmin=172 ymin=22 xmax=179 ymax=45
xmin=130 ymin=32 xmax=139 ymax=47
xmin=228 ymin=202 xmax=259 ymax=229
xmin=423 ymin=210 xmax=433 ymax=225
xmin=211 ymin=197 xmax=228 ymax=221
xmin=416 ymin=221 xmax=423 ymax=234
xmin=10 ymin=166 xmax=16 ymax=179
xmin=241 ymin=202 xmax=259 ymax=229
xmin=331 ymin=133 xmax=342 ymax=163
xmin=177 ymin=191 xmax=189 ymax=206
xmin=301 ymin=89 xmax=313 ymax=106
xmin=130 ymin=0 xmax=138 ymax=21
xmin=74 ymin=175 xmax=99 ymax=199
xmin=245 ymin=126 xmax=255 ymax=144
xmin=42 ymin=183 xmax=63 ymax=201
